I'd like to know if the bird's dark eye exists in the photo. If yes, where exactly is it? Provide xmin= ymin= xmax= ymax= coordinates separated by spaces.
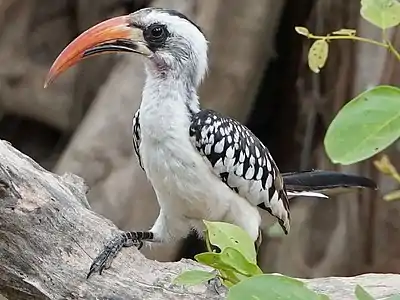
xmin=144 ymin=24 xmax=169 ymax=48
xmin=151 ymin=26 xmax=163 ymax=37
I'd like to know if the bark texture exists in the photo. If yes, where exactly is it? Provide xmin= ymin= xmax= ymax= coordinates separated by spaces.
xmin=0 ymin=139 xmax=221 ymax=300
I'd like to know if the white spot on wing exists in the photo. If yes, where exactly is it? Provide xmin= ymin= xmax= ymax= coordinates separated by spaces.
xmin=209 ymin=134 xmax=215 ymax=144
xmin=205 ymin=144 xmax=212 ymax=155
xmin=266 ymin=158 xmax=271 ymax=171
xmin=245 ymin=146 xmax=250 ymax=157
xmin=214 ymin=138 xmax=225 ymax=153
xmin=239 ymin=152 xmax=245 ymax=162
xmin=226 ymin=146 xmax=234 ymax=158
xmin=245 ymin=165 xmax=255 ymax=179
xmin=236 ymin=163 xmax=243 ymax=176
xmin=256 ymin=167 xmax=263 ymax=180
xmin=215 ymin=157 xmax=223 ymax=168
xmin=266 ymin=174 xmax=272 ymax=188
xmin=234 ymin=132 xmax=239 ymax=142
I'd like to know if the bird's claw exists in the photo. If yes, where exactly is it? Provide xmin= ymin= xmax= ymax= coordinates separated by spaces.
xmin=87 ymin=233 xmax=143 ymax=279
xmin=207 ymin=277 xmax=224 ymax=295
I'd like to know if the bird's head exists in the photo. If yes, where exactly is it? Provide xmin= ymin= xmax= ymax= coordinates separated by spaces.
xmin=45 ymin=8 xmax=208 ymax=88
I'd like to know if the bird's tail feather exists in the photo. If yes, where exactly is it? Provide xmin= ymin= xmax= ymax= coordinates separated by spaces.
xmin=286 ymin=191 xmax=328 ymax=199
xmin=282 ymin=170 xmax=377 ymax=198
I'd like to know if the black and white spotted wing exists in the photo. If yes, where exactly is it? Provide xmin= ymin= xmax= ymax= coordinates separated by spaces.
xmin=189 ymin=109 xmax=290 ymax=234
xmin=132 ymin=109 xmax=144 ymax=171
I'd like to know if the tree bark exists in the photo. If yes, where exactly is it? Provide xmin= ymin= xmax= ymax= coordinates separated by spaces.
xmin=1 ymin=140 xmax=400 ymax=300
xmin=0 ymin=140 xmax=222 ymax=300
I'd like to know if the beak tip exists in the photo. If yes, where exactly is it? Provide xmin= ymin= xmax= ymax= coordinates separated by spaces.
xmin=43 ymin=74 xmax=53 ymax=89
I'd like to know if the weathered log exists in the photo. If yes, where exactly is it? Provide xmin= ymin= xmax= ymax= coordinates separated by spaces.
xmin=1 ymin=140 xmax=400 ymax=300
xmin=0 ymin=140 xmax=222 ymax=300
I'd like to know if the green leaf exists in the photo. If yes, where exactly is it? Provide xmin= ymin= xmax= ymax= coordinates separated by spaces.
xmin=332 ymin=28 xmax=357 ymax=36
xmin=355 ymin=285 xmax=375 ymax=300
xmin=219 ymin=268 xmax=242 ymax=286
xmin=227 ymin=274 xmax=330 ymax=300
xmin=173 ymin=270 xmax=216 ymax=286
xmin=386 ymin=295 xmax=400 ymax=300
xmin=195 ymin=248 xmax=261 ymax=277
xmin=324 ymin=85 xmax=400 ymax=165
xmin=220 ymin=247 xmax=263 ymax=276
xmin=203 ymin=221 xmax=257 ymax=262
xmin=295 ymin=26 xmax=310 ymax=36
xmin=195 ymin=252 xmax=235 ymax=271
xmin=195 ymin=252 xmax=244 ymax=286
xmin=308 ymin=39 xmax=329 ymax=73
xmin=361 ymin=0 xmax=400 ymax=29
xmin=384 ymin=189 xmax=400 ymax=201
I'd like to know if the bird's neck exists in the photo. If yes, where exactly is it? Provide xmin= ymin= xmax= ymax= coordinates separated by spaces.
xmin=142 ymin=67 xmax=200 ymax=111
xmin=139 ymin=70 xmax=200 ymax=139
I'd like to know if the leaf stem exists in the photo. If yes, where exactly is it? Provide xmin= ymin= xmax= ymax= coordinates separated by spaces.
xmin=217 ymin=274 xmax=231 ymax=282
xmin=308 ymin=33 xmax=388 ymax=47
xmin=308 ymin=33 xmax=400 ymax=62
xmin=387 ymin=40 xmax=400 ymax=61
xmin=382 ymin=29 xmax=400 ymax=62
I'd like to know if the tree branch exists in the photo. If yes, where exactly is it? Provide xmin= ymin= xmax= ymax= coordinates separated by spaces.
xmin=1 ymin=140 xmax=400 ymax=300
xmin=0 ymin=140 xmax=223 ymax=300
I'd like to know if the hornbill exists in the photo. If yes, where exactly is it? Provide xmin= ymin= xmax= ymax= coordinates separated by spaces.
xmin=45 ymin=8 xmax=377 ymax=278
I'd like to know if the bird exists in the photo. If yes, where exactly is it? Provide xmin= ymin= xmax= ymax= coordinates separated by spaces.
xmin=44 ymin=7 xmax=377 ymax=278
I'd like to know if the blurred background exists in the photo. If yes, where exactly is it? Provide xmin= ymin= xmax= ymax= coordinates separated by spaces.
xmin=1 ymin=0 xmax=400 ymax=289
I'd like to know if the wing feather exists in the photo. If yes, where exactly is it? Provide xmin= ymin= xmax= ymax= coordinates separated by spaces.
xmin=189 ymin=109 xmax=290 ymax=234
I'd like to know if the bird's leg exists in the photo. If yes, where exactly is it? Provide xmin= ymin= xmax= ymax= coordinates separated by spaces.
xmin=87 ymin=212 xmax=190 ymax=278
xmin=87 ymin=231 xmax=154 ymax=278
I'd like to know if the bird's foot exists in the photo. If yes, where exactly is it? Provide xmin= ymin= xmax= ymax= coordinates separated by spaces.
xmin=87 ymin=232 xmax=143 ymax=279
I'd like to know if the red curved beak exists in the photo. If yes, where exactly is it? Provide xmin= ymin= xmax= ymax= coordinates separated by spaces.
xmin=44 ymin=15 xmax=150 ymax=88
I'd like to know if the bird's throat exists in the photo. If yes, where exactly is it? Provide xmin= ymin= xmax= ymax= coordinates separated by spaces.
xmin=142 ymin=68 xmax=200 ymax=112
xmin=140 ymin=73 xmax=200 ymax=141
